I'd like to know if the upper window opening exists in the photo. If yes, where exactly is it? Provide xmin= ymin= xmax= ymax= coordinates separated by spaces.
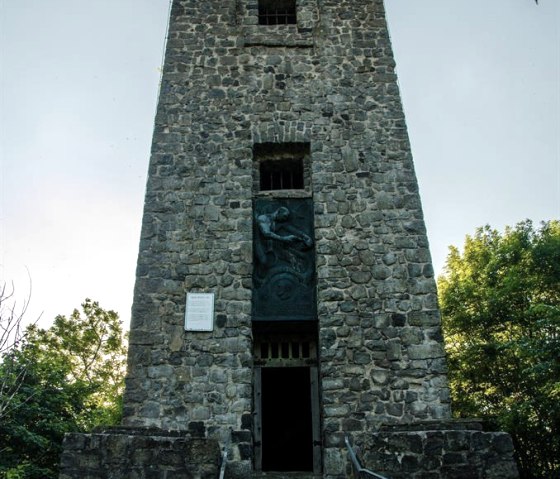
xmin=260 ymin=159 xmax=304 ymax=190
xmin=258 ymin=0 xmax=297 ymax=25
xmin=254 ymin=143 xmax=310 ymax=192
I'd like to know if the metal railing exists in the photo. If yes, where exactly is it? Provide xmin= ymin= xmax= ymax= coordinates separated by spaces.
xmin=218 ymin=436 xmax=229 ymax=479
xmin=345 ymin=435 xmax=389 ymax=479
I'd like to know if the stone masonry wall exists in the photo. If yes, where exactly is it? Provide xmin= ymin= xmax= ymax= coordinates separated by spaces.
xmin=360 ymin=421 xmax=519 ymax=479
xmin=59 ymin=428 xmax=220 ymax=479
xmin=123 ymin=1 xmax=450 ymax=476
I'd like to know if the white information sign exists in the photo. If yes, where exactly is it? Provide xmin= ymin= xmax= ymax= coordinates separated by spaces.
xmin=184 ymin=292 xmax=214 ymax=331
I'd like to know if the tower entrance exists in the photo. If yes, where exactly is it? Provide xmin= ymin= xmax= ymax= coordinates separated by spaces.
xmin=253 ymin=324 xmax=321 ymax=473
xmin=261 ymin=367 xmax=312 ymax=471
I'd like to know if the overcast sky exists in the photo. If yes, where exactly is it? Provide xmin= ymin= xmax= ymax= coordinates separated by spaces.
xmin=1 ymin=0 xmax=558 ymax=329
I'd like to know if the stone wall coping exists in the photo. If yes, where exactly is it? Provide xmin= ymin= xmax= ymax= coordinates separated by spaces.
xmin=88 ymin=426 xmax=200 ymax=438
xmin=378 ymin=419 xmax=488 ymax=432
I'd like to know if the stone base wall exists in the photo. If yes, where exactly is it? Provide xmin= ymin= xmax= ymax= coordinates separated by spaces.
xmin=357 ymin=421 xmax=519 ymax=479
xmin=59 ymin=427 xmax=221 ymax=479
xmin=59 ymin=422 xmax=518 ymax=479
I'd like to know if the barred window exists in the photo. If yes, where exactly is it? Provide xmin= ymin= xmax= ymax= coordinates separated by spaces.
xmin=254 ymin=143 xmax=309 ymax=192
xmin=258 ymin=0 xmax=297 ymax=25
xmin=260 ymin=158 xmax=304 ymax=190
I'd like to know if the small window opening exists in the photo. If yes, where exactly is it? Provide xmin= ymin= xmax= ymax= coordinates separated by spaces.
xmin=261 ymin=342 xmax=269 ymax=357
xmin=254 ymin=142 xmax=310 ymax=193
xmin=260 ymin=158 xmax=304 ymax=191
xmin=292 ymin=342 xmax=300 ymax=358
xmin=259 ymin=0 xmax=297 ymax=25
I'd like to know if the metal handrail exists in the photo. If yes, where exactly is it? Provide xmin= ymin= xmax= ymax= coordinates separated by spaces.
xmin=345 ymin=435 xmax=389 ymax=479
xmin=218 ymin=437 xmax=229 ymax=479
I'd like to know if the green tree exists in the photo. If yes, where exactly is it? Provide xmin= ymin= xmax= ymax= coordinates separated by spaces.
xmin=0 ymin=281 xmax=35 ymax=421
xmin=438 ymin=220 xmax=560 ymax=478
xmin=0 ymin=299 xmax=127 ymax=479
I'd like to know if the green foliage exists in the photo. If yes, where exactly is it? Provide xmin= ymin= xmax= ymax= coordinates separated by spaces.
xmin=0 ymin=299 xmax=127 ymax=479
xmin=438 ymin=220 xmax=560 ymax=478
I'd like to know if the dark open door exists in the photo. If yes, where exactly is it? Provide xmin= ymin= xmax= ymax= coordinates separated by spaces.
xmin=254 ymin=365 xmax=321 ymax=473
xmin=253 ymin=367 xmax=263 ymax=472
xmin=261 ymin=367 xmax=313 ymax=471
xmin=310 ymin=366 xmax=321 ymax=473
xmin=252 ymin=327 xmax=321 ymax=473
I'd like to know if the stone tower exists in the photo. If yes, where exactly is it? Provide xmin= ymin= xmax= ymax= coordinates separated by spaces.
xmin=60 ymin=1 xmax=519 ymax=478
xmin=124 ymin=0 xmax=448 ymax=471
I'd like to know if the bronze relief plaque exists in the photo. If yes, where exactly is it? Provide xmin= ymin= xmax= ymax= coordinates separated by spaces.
xmin=253 ymin=198 xmax=316 ymax=321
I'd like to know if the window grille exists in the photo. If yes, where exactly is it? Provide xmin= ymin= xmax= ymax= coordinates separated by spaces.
xmin=258 ymin=0 xmax=297 ymax=25
xmin=258 ymin=340 xmax=311 ymax=360
xmin=260 ymin=158 xmax=304 ymax=191
xmin=254 ymin=336 xmax=317 ymax=366
xmin=254 ymin=142 xmax=310 ymax=192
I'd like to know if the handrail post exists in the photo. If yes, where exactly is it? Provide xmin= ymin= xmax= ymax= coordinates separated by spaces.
xmin=344 ymin=433 xmax=390 ymax=479
xmin=219 ymin=430 xmax=231 ymax=479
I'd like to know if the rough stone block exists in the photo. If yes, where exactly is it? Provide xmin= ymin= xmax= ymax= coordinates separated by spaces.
xmin=360 ymin=421 xmax=519 ymax=479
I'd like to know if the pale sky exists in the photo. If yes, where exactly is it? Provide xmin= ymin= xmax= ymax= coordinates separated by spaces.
xmin=1 ymin=0 xmax=558 ymax=329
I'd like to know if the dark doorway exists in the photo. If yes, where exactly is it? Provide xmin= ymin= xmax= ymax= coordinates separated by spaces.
xmin=261 ymin=367 xmax=313 ymax=471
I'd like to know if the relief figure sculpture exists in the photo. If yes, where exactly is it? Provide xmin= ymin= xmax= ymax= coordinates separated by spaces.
xmin=253 ymin=200 xmax=316 ymax=321
xmin=255 ymin=206 xmax=313 ymax=267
